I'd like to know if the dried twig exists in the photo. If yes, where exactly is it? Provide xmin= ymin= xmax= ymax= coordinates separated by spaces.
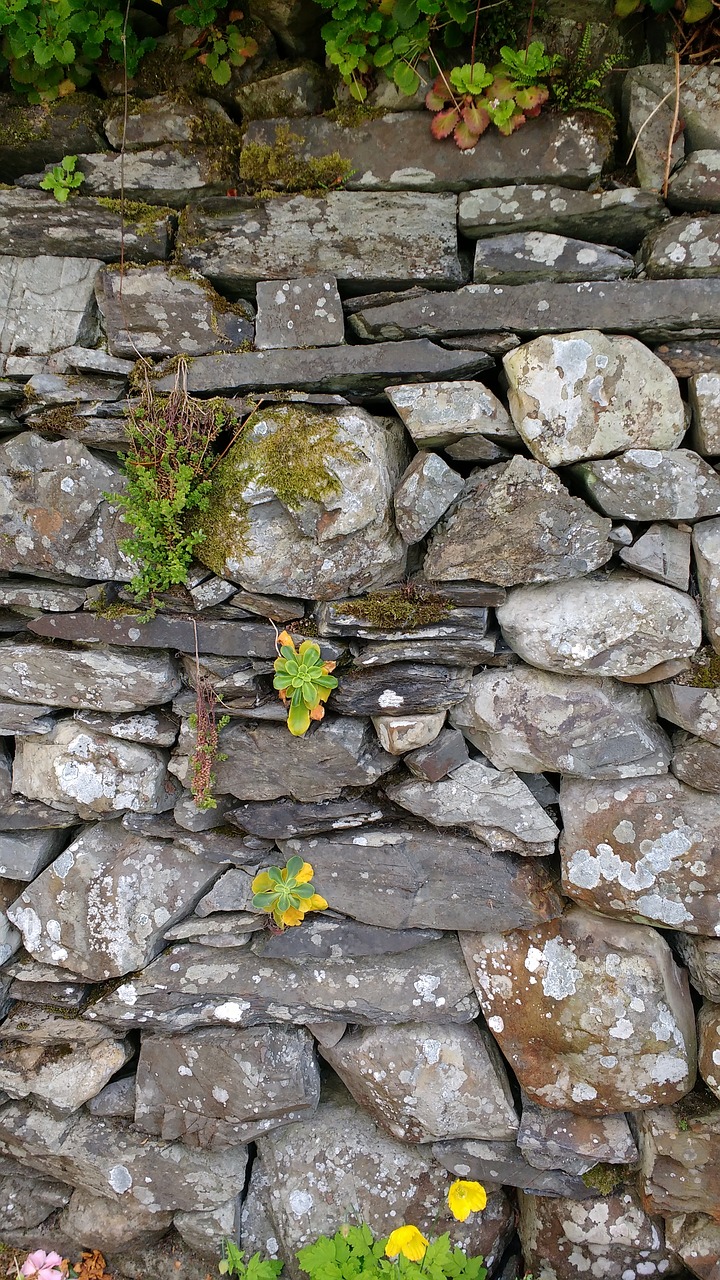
xmin=662 ymin=50 xmax=682 ymax=199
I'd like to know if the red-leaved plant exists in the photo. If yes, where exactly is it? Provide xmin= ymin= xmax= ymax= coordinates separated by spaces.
xmin=426 ymin=43 xmax=556 ymax=148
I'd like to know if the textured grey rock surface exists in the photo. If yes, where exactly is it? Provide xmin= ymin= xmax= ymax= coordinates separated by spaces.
xmin=135 ymin=1025 xmax=319 ymax=1149
xmin=0 ymin=190 xmax=173 ymax=262
xmin=96 ymin=265 xmax=254 ymax=358
xmin=573 ymin=450 xmax=720 ymax=521
xmin=8 ymin=823 xmax=220 ymax=979
xmin=331 ymin=663 xmax=471 ymax=716
xmin=652 ymin=679 xmax=720 ymax=746
xmin=693 ymin=519 xmax=720 ymax=650
xmin=0 ymin=642 xmax=181 ymax=711
xmin=371 ymin=712 xmax=446 ymax=755
xmin=461 ymin=906 xmax=696 ymax=1114
xmin=497 ymin=573 xmax=702 ymax=677
xmin=85 ymin=937 xmax=480 ymax=1030
xmin=0 ymin=827 xmax=67 ymax=881
xmin=385 ymin=380 xmax=516 ymax=448
xmin=644 ymin=214 xmax=720 ymax=278
xmin=319 ymin=1021 xmax=518 ymax=1143
xmin=451 ymin=667 xmax=671 ymax=778
xmin=0 ymin=1006 xmax=131 ymax=1114
xmin=178 ymin=193 xmax=464 ymax=292
xmin=457 ymin=185 xmax=666 ymax=247
xmin=0 ymin=256 xmax=101 ymax=354
xmin=59 ymin=1188 xmax=172 ymax=1254
xmin=349 ymin=280 xmax=720 ymax=343
xmin=672 ymin=933 xmax=720 ymax=1001
xmin=634 ymin=1100 xmax=720 ymax=1220
xmin=517 ymin=1096 xmax=638 ymax=1174
xmin=255 ymin=275 xmax=343 ymax=349
xmin=103 ymin=93 xmax=228 ymax=150
xmin=423 ymin=457 xmax=612 ymax=585
xmin=668 ymin=151 xmax=720 ymax=213
xmin=672 ymin=732 xmax=720 ymax=792
xmin=0 ymin=1101 xmax=249 ymax=1213
xmin=517 ymin=1191 xmax=679 ymax=1280
xmin=431 ymin=1138 xmax=594 ymax=1197
xmin=194 ymin=406 xmax=409 ymax=599
xmin=504 ymin=332 xmax=685 ymax=467
xmin=13 ymin=720 xmax=175 ymax=819
xmin=243 ymin=112 xmax=609 ymax=192
xmin=393 ymin=452 xmax=463 ymax=545
xmin=385 ymin=761 xmax=559 ymax=856
xmin=473 ymin=232 xmax=634 ymax=284
xmin=278 ymin=825 xmax=564 ymax=930
xmin=38 ymin=147 xmax=228 ymax=206
xmin=560 ymin=775 xmax=720 ymax=935
xmin=0 ymin=433 xmax=133 ymax=581
xmin=689 ymin=370 xmax=720 ymax=454
xmin=618 ymin=523 xmax=691 ymax=590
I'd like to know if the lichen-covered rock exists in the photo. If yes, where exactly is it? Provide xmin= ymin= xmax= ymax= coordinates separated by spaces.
xmin=664 ymin=1212 xmax=720 ymax=1280
xmin=460 ymin=906 xmax=696 ymax=1114
xmin=59 ymin=1189 xmax=173 ymax=1253
xmin=457 ymin=185 xmax=666 ymax=248
xmin=561 ymin=775 xmax=720 ymax=934
xmin=689 ymin=371 xmax=720 ymax=455
xmin=653 ymin=680 xmax=720 ymax=746
xmin=194 ymin=405 xmax=409 ymax=599
xmin=0 ymin=1101 xmax=249 ymax=1213
xmin=503 ymin=332 xmax=685 ymax=466
xmin=13 ymin=720 xmax=176 ymax=819
xmin=0 ymin=433 xmax=134 ymax=581
xmin=672 ymin=934 xmax=720 ymax=1002
xmin=95 ymin=264 xmax=254 ymax=358
xmin=0 ymin=1006 xmax=131 ymax=1114
xmin=241 ymin=1081 xmax=515 ymax=1275
xmin=473 ymin=231 xmax=634 ymax=283
xmin=85 ymin=937 xmax=480 ymax=1031
xmin=517 ymin=1095 xmax=638 ymax=1174
xmin=371 ymin=712 xmax=445 ymax=755
xmin=619 ymin=523 xmax=691 ymax=590
xmin=672 ymin=733 xmax=720 ymax=792
xmin=0 ymin=256 xmax=102 ymax=354
xmin=0 ymin=641 xmax=181 ymax=711
xmin=393 ymin=452 xmax=463 ymax=545
xmin=693 ymin=519 xmax=720 ymax=651
xmin=385 ymin=761 xmax=559 ymax=856
xmin=430 ymin=1137 xmax=593 ymax=1197
xmin=451 ymin=667 xmax=671 ymax=778
xmin=497 ymin=573 xmax=702 ymax=677
xmin=573 ymin=450 xmax=720 ymax=522
xmin=0 ymin=190 xmax=173 ymax=262
xmin=278 ymin=825 xmax=563 ymax=931
xmin=134 ymin=1026 xmax=319 ymax=1149
xmin=634 ymin=1097 xmax=720 ymax=1219
xmin=644 ymin=214 xmax=720 ymax=278
xmin=423 ymin=457 xmax=612 ymax=585
xmin=173 ymin=1198 xmax=238 ymax=1258
xmin=517 ymin=1190 xmax=679 ymax=1280
xmin=255 ymin=275 xmax=343 ymax=350
xmin=698 ymin=1003 xmax=720 ymax=1102
xmin=319 ymin=1021 xmax=518 ymax=1143
xmin=385 ymin=379 xmax=516 ymax=448
xmin=7 ymin=823 xmax=220 ymax=979
xmin=0 ymin=827 xmax=68 ymax=882
xmin=0 ymin=1155 xmax=71 ymax=1232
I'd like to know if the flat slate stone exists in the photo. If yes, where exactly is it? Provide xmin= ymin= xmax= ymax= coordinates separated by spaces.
xmin=332 ymin=662 xmax=471 ymax=716
xmin=95 ymin=265 xmax=254 ymax=358
xmin=689 ymin=370 xmax=720 ymax=455
xmin=668 ymin=151 xmax=720 ymax=213
xmin=517 ymin=1095 xmax=638 ymax=1175
xmin=153 ymin=341 xmax=491 ymax=396
xmin=0 ymin=256 xmax=102 ymax=355
xmin=229 ymin=794 xmax=389 ymax=840
xmin=473 ymin=232 xmax=634 ymax=284
xmin=619 ymin=523 xmax=691 ymax=590
xmin=348 ymin=280 xmax=720 ymax=343
xmin=643 ymin=214 xmax=720 ymax=278
xmin=255 ymin=275 xmax=344 ymax=349
xmin=242 ymin=112 xmax=610 ymax=192
xmin=177 ymin=193 xmax=464 ymax=293
xmin=385 ymin=380 xmax=517 ymax=448
xmin=0 ymin=190 xmax=173 ymax=262
xmin=27 ymin=613 xmax=334 ymax=660
xmin=25 ymin=147 xmax=229 ymax=208
xmin=85 ymin=937 xmax=481 ymax=1030
xmin=433 ymin=1139 xmax=593 ymax=1197
xmin=251 ymin=918 xmax=443 ymax=960
xmin=518 ymin=1192 xmax=677 ymax=1279
xmin=655 ymin=339 xmax=720 ymax=378
xmin=458 ymin=185 xmax=667 ymax=248
xmin=0 ymin=641 xmax=181 ymax=711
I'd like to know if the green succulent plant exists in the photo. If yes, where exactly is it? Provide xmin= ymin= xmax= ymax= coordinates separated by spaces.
xmin=273 ymin=631 xmax=338 ymax=737
xmin=39 ymin=154 xmax=84 ymax=202
xmin=251 ymin=856 xmax=328 ymax=929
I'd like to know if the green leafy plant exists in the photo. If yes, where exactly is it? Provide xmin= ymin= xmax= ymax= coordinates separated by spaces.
xmin=551 ymin=24 xmax=619 ymax=118
xmin=614 ymin=0 xmax=713 ymax=19
xmin=188 ymin=674 xmax=230 ymax=810
xmin=251 ymin=856 xmax=328 ymax=929
xmin=273 ymin=630 xmax=338 ymax=737
xmin=498 ymin=40 xmax=558 ymax=84
xmin=175 ymin=1 xmax=258 ymax=86
xmin=297 ymin=1226 xmax=488 ymax=1280
xmin=219 ymin=1242 xmax=284 ymax=1280
xmin=106 ymin=363 xmax=240 ymax=604
xmin=0 ymin=0 xmax=157 ymax=101
xmin=426 ymin=42 xmax=554 ymax=147
xmin=39 ymin=154 xmax=83 ymax=203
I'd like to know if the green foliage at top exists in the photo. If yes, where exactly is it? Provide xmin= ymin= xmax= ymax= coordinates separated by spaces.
xmin=219 ymin=1242 xmax=284 ymax=1280
xmin=174 ymin=0 xmax=259 ymax=87
xmin=551 ymin=24 xmax=619 ymax=119
xmin=615 ymin=0 xmax=712 ymax=18
xmin=426 ymin=39 xmax=558 ymax=147
xmin=497 ymin=41 xmax=558 ymax=85
xmin=297 ymin=1226 xmax=487 ymax=1280
xmin=0 ymin=0 xmax=155 ymax=101
xmin=39 ymin=153 xmax=83 ymax=202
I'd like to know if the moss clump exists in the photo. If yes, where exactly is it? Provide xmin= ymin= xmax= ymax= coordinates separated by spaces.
xmin=324 ymin=100 xmax=384 ymax=128
xmin=189 ymin=107 xmax=243 ymax=179
xmin=97 ymin=197 xmax=176 ymax=234
xmin=581 ymin=1162 xmax=633 ymax=1196
xmin=675 ymin=647 xmax=720 ymax=689
xmin=344 ymin=584 xmax=453 ymax=630
xmin=239 ymin=125 xmax=354 ymax=196
xmin=33 ymin=405 xmax=80 ymax=432
xmin=196 ymin=404 xmax=359 ymax=574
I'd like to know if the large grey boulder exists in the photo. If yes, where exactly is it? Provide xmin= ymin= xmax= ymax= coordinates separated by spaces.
xmin=461 ymin=906 xmax=696 ymax=1114
xmin=573 ymin=450 xmax=720 ymax=521
xmin=0 ymin=641 xmax=181 ymax=711
xmin=451 ymin=667 xmax=671 ymax=778
xmin=0 ymin=433 xmax=134 ymax=581
xmin=457 ymin=184 xmax=666 ymax=248
xmin=0 ymin=1006 xmax=131 ymax=1114
xmin=194 ymin=405 xmax=409 ymax=599
xmin=278 ymin=825 xmax=564 ymax=931
xmin=0 ymin=190 xmax=173 ymax=262
xmin=423 ymin=457 xmax=612 ymax=585
xmin=135 ymin=1026 xmax=319 ymax=1149
xmin=0 ymin=256 xmax=101 ymax=354
xmin=624 ymin=65 xmax=720 ymax=189
xmin=319 ymin=1021 xmax=518 ymax=1143
xmin=497 ymin=573 xmax=702 ymax=677
xmin=13 ymin=719 xmax=176 ymax=819
xmin=560 ymin=774 xmax=720 ymax=935
xmin=179 ymin=192 xmax=463 ymax=292
xmin=504 ymin=332 xmax=685 ymax=466
xmin=0 ymin=1101 xmax=249 ymax=1213
xmin=85 ymin=937 xmax=480 ymax=1031
xmin=385 ymin=760 xmax=559 ymax=856
xmin=517 ymin=1191 xmax=679 ymax=1280
xmin=7 ymin=823 xmax=220 ymax=979
xmin=96 ymin=264 xmax=254 ymax=358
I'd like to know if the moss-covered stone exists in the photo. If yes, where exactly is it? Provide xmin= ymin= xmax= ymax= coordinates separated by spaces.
xmin=581 ymin=1162 xmax=634 ymax=1195
xmin=676 ymin=647 xmax=720 ymax=688
xmin=96 ymin=197 xmax=176 ymax=234
xmin=239 ymin=124 xmax=354 ymax=196
xmin=343 ymin=584 xmax=453 ymax=630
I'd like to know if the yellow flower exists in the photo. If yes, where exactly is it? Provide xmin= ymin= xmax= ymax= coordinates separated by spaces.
xmin=251 ymin=870 xmax=273 ymax=894
xmin=295 ymin=861 xmax=315 ymax=884
xmin=385 ymin=1226 xmax=429 ymax=1262
xmin=447 ymin=1180 xmax=487 ymax=1222
xmin=278 ymin=906 xmax=305 ymax=927
xmin=308 ymin=893 xmax=328 ymax=911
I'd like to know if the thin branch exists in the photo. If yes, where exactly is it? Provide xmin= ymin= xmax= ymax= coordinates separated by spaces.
xmin=662 ymin=50 xmax=682 ymax=200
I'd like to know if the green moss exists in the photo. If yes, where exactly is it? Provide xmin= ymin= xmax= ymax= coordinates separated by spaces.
xmin=34 ymin=405 xmax=80 ymax=432
xmin=324 ymin=100 xmax=384 ymax=128
xmin=675 ymin=647 xmax=720 ymax=688
xmin=344 ymin=584 xmax=453 ymax=630
xmin=196 ymin=404 xmax=359 ymax=573
xmin=87 ymin=587 xmax=142 ymax=619
xmin=97 ymin=196 xmax=176 ymax=234
xmin=189 ymin=106 xmax=243 ymax=179
xmin=580 ymin=1162 xmax=633 ymax=1196
xmin=0 ymin=104 xmax=47 ymax=149
xmin=239 ymin=125 xmax=354 ymax=196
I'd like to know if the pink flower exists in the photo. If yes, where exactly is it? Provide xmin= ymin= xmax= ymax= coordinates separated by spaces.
xmin=21 ymin=1251 xmax=65 ymax=1280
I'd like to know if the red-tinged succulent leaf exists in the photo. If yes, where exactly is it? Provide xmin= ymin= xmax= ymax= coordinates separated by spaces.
xmin=431 ymin=106 xmax=460 ymax=139
xmin=461 ymin=101 xmax=490 ymax=136
xmin=497 ymin=109 xmax=526 ymax=135
xmin=425 ymin=87 xmax=448 ymax=111
xmin=516 ymin=84 xmax=549 ymax=112
xmin=453 ymin=118 xmax=482 ymax=149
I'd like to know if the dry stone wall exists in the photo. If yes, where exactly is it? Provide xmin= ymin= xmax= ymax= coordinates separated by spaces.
xmin=1 ymin=42 xmax=720 ymax=1280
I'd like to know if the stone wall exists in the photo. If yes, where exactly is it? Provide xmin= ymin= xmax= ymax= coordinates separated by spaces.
xmin=1 ymin=39 xmax=720 ymax=1280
